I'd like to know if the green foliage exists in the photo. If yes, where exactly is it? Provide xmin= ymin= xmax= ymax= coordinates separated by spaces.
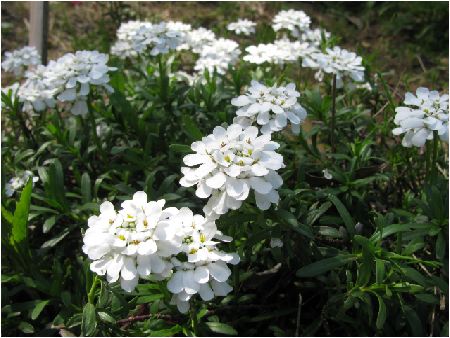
xmin=1 ymin=2 xmax=448 ymax=337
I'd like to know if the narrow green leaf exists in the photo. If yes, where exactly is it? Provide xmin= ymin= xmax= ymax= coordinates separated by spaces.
xmin=81 ymin=172 xmax=92 ymax=204
xmin=328 ymin=194 xmax=355 ymax=236
xmin=297 ymin=254 xmax=356 ymax=277
xmin=375 ymin=295 xmax=386 ymax=330
xmin=31 ymin=300 xmax=50 ymax=320
xmin=182 ymin=115 xmax=203 ymax=140
xmin=81 ymin=303 xmax=97 ymax=337
xmin=169 ymin=143 xmax=192 ymax=154
xmin=206 ymin=322 xmax=238 ymax=336
xmin=43 ymin=216 xmax=57 ymax=233
xmin=11 ymin=179 xmax=33 ymax=249
xmin=18 ymin=321 xmax=34 ymax=334
xmin=97 ymin=311 xmax=116 ymax=324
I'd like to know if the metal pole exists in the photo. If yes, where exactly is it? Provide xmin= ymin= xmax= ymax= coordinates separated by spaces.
xmin=29 ymin=1 xmax=49 ymax=65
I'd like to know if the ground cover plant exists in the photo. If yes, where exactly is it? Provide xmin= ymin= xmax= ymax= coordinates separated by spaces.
xmin=1 ymin=2 xmax=449 ymax=337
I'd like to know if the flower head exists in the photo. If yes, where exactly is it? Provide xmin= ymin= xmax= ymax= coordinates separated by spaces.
xmin=303 ymin=46 xmax=365 ymax=88
xmin=180 ymin=124 xmax=285 ymax=219
xmin=227 ymin=19 xmax=256 ymax=36
xmin=272 ymin=9 xmax=311 ymax=37
xmin=393 ymin=87 xmax=449 ymax=147
xmin=231 ymin=81 xmax=307 ymax=135
xmin=194 ymin=38 xmax=241 ymax=75
xmin=1 ymin=46 xmax=41 ymax=76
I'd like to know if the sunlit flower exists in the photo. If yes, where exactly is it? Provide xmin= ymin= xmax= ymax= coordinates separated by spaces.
xmin=180 ymin=124 xmax=285 ymax=219
xmin=270 ymin=238 xmax=283 ymax=248
xmin=272 ymin=9 xmax=311 ymax=37
xmin=244 ymin=40 xmax=316 ymax=65
xmin=227 ymin=19 xmax=256 ymax=36
xmin=1 ymin=46 xmax=41 ymax=76
xmin=393 ymin=87 xmax=449 ymax=147
xmin=302 ymin=46 xmax=365 ymax=88
xmin=300 ymin=28 xmax=331 ymax=46
xmin=231 ymin=81 xmax=307 ymax=135
xmin=194 ymin=38 xmax=241 ymax=75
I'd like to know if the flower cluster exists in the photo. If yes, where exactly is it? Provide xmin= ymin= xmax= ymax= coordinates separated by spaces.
xmin=272 ymin=9 xmax=311 ymax=37
xmin=180 ymin=124 xmax=285 ymax=219
xmin=15 ymin=51 xmax=116 ymax=115
xmin=232 ymin=81 xmax=307 ymax=135
xmin=82 ymin=191 xmax=239 ymax=313
xmin=244 ymin=39 xmax=315 ymax=65
xmin=1 ymin=46 xmax=41 ymax=76
xmin=393 ymin=87 xmax=449 ymax=147
xmin=302 ymin=46 xmax=365 ymax=88
xmin=194 ymin=38 xmax=241 ymax=75
xmin=227 ymin=19 xmax=256 ymax=36
xmin=5 ymin=170 xmax=39 ymax=197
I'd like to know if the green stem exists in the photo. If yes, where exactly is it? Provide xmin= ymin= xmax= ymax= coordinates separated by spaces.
xmin=425 ymin=140 xmax=432 ymax=182
xmin=190 ymin=301 xmax=199 ymax=336
xmin=431 ymin=130 xmax=439 ymax=183
xmin=88 ymin=275 xmax=99 ymax=304
xmin=87 ymin=97 xmax=105 ymax=161
xmin=330 ymin=73 xmax=337 ymax=153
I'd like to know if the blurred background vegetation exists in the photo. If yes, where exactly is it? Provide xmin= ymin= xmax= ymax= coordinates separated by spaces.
xmin=1 ymin=1 xmax=449 ymax=93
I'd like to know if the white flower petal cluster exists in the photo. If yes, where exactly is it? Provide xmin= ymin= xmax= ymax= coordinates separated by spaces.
xmin=231 ymin=81 xmax=307 ymax=135
xmin=17 ymin=65 xmax=57 ymax=112
xmin=194 ymin=38 xmax=241 ymax=75
xmin=302 ymin=46 xmax=365 ymax=88
xmin=272 ymin=9 xmax=311 ymax=37
xmin=180 ymin=124 xmax=285 ymax=219
xmin=166 ymin=208 xmax=239 ymax=313
xmin=1 ymin=46 xmax=41 ymax=76
xmin=111 ymin=20 xmax=190 ymax=57
xmin=227 ymin=19 xmax=256 ymax=36
xmin=5 ymin=170 xmax=39 ymax=197
xmin=16 ymin=51 xmax=116 ymax=115
xmin=393 ymin=87 xmax=449 ymax=147
xmin=244 ymin=39 xmax=316 ymax=65
xmin=186 ymin=27 xmax=216 ymax=53
xmin=83 ymin=192 xmax=239 ymax=312
xmin=300 ymin=28 xmax=331 ymax=46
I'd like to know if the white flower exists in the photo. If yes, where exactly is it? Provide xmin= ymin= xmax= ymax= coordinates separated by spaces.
xmin=83 ymin=192 xmax=240 ymax=312
xmin=227 ymin=19 xmax=256 ymax=36
xmin=270 ymin=238 xmax=283 ymax=248
xmin=302 ymin=46 xmax=365 ymax=88
xmin=300 ymin=28 xmax=331 ymax=46
xmin=166 ymin=207 xmax=239 ymax=312
xmin=5 ymin=170 xmax=39 ymax=197
xmin=1 ymin=46 xmax=41 ymax=76
xmin=244 ymin=39 xmax=316 ymax=65
xmin=180 ymin=124 xmax=285 ymax=219
xmin=231 ymin=81 xmax=307 ymax=135
xmin=322 ymin=169 xmax=333 ymax=180
xmin=186 ymin=27 xmax=216 ymax=53
xmin=272 ymin=9 xmax=311 ymax=37
xmin=194 ymin=38 xmax=241 ymax=75
xmin=393 ymin=87 xmax=449 ymax=147
xmin=82 ymin=192 xmax=178 ymax=292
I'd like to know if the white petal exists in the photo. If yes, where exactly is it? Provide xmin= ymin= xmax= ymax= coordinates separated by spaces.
xmin=249 ymin=177 xmax=272 ymax=194
xmin=120 ymin=276 xmax=138 ymax=292
xmin=206 ymin=172 xmax=226 ymax=189
xmin=210 ymin=280 xmax=233 ymax=296
xmin=121 ymin=256 xmax=138 ymax=280
xmin=183 ymin=270 xmax=200 ymax=294
xmin=167 ymin=271 xmax=184 ymax=294
xmin=198 ymin=283 xmax=214 ymax=301
xmin=194 ymin=266 xmax=210 ymax=284
xmin=196 ymin=181 xmax=212 ymax=198
xmin=208 ymin=261 xmax=231 ymax=282
xmin=137 ymin=239 xmax=157 ymax=255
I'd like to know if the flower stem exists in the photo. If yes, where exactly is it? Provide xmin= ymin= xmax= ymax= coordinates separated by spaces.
xmin=430 ymin=130 xmax=440 ymax=183
xmin=330 ymin=73 xmax=337 ymax=153
xmin=87 ymin=96 xmax=105 ymax=162
xmin=190 ymin=301 xmax=199 ymax=336
xmin=88 ymin=275 xmax=99 ymax=304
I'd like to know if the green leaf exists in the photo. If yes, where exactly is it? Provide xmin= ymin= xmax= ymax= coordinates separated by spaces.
xmin=375 ymin=295 xmax=386 ymax=330
xmin=375 ymin=260 xmax=385 ymax=284
xmin=97 ymin=311 xmax=116 ymax=324
xmin=328 ymin=194 xmax=355 ymax=236
xmin=436 ymin=232 xmax=445 ymax=260
xmin=81 ymin=303 xmax=97 ymax=337
xmin=402 ymin=304 xmax=425 ymax=336
xmin=11 ymin=179 xmax=33 ymax=249
xmin=169 ymin=143 xmax=192 ymax=154
xmin=81 ymin=172 xmax=92 ymax=204
xmin=206 ymin=322 xmax=238 ymax=336
xmin=296 ymin=254 xmax=356 ymax=277
xmin=41 ymin=228 xmax=71 ymax=248
xmin=18 ymin=321 xmax=34 ymax=334
xmin=182 ymin=115 xmax=203 ymax=140
xmin=136 ymin=294 xmax=164 ymax=304
xmin=31 ymin=300 xmax=50 ymax=320
xmin=43 ymin=216 xmax=57 ymax=233
xmin=1 ymin=205 xmax=13 ymax=224
xmin=149 ymin=325 xmax=182 ymax=336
